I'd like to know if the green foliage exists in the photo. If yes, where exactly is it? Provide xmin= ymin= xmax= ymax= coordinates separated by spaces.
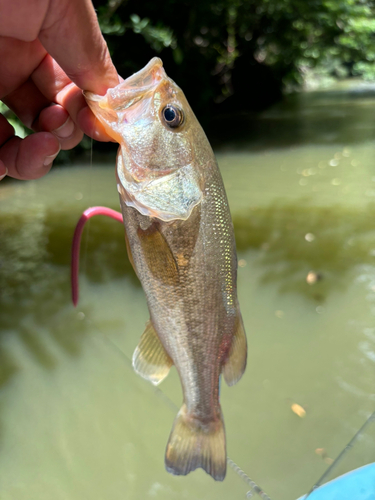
xmin=0 ymin=102 xmax=29 ymax=138
xmin=4 ymin=0 xmax=375 ymax=146
xmin=353 ymin=61 xmax=375 ymax=80
xmin=129 ymin=14 xmax=176 ymax=52
xmin=94 ymin=0 xmax=375 ymax=106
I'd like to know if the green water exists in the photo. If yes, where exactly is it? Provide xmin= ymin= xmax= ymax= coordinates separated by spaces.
xmin=1 ymin=83 xmax=375 ymax=499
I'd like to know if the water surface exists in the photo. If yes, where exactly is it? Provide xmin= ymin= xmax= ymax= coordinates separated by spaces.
xmin=1 ymin=83 xmax=375 ymax=499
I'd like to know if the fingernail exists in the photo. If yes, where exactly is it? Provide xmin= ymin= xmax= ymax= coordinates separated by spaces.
xmin=0 ymin=167 xmax=8 ymax=181
xmin=53 ymin=117 xmax=75 ymax=139
xmin=43 ymin=145 xmax=61 ymax=166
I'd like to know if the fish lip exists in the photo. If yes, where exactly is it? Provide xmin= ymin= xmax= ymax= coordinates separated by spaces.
xmin=83 ymin=90 xmax=103 ymax=102
xmin=118 ymin=57 xmax=165 ymax=89
xmin=84 ymin=57 xmax=167 ymax=110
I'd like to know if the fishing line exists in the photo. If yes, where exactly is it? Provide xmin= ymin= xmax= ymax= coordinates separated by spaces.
xmin=227 ymin=458 xmax=273 ymax=500
xmin=81 ymin=135 xmax=94 ymax=278
xmin=303 ymin=409 xmax=375 ymax=499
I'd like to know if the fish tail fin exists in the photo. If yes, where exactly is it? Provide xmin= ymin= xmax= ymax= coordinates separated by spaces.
xmin=165 ymin=404 xmax=226 ymax=481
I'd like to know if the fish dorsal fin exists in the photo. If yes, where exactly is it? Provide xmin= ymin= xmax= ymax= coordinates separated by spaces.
xmin=132 ymin=320 xmax=173 ymax=386
xmin=222 ymin=311 xmax=247 ymax=387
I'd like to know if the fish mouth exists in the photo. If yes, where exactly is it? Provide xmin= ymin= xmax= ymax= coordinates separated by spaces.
xmin=85 ymin=57 xmax=166 ymax=111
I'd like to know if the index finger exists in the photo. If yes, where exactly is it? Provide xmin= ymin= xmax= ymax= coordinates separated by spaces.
xmin=39 ymin=0 xmax=119 ymax=95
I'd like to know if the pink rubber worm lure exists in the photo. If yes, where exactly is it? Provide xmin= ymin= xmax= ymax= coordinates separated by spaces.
xmin=71 ymin=206 xmax=123 ymax=306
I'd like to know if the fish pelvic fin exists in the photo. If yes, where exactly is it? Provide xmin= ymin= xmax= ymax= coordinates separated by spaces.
xmin=132 ymin=320 xmax=173 ymax=385
xmin=165 ymin=404 xmax=226 ymax=481
xmin=222 ymin=310 xmax=247 ymax=387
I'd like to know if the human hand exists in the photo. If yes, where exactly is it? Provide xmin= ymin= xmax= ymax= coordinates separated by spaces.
xmin=0 ymin=0 xmax=119 ymax=181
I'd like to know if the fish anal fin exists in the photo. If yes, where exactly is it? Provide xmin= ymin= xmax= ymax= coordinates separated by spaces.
xmin=222 ymin=311 xmax=247 ymax=387
xmin=165 ymin=404 xmax=226 ymax=481
xmin=132 ymin=320 xmax=173 ymax=386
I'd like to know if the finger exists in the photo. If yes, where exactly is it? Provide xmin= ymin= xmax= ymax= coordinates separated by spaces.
xmin=3 ymin=77 xmax=51 ymax=128
xmin=0 ymin=113 xmax=15 ymax=143
xmin=0 ymin=160 xmax=7 ymax=180
xmin=4 ymin=78 xmax=84 ymax=149
xmin=0 ymin=36 xmax=46 ymax=97
xmin=39 ymin=0 xmax=119 ymax=94
xmin=0 ymin=132 xmax=60 ymax=180
xmin=77 ymin=106 xmax=116 ymax=142
xmin=37 ymin=105 xmax=84 ymax=150
xmin=0 ymin=1 xmax=48 ymax=42
xmin=32 ymin=55 xmax=115 ymax=141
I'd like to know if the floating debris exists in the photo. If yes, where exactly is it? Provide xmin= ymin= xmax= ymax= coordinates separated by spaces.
xmin=315 ymin=448 xmax=334 ymax=463
xmin=275 ymin=310 xmax=284 ymax=318
xmin=238 ymin=259 xmax=247 ymax=268
xmin=305 ymin=233 xmax=315 ymax=242
xmin=291 ymin=403 xmax=306 ymax=418
xmin=306 ymin=271 xmax=322 ymax=285
xmin=315 ymin=448 xmax=326 ymax=456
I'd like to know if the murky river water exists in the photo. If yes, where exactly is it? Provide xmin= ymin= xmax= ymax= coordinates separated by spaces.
xmin=1 ymin=82 xmax=375 ymax=500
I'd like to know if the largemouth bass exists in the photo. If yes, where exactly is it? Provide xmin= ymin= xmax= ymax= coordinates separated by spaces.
xmin=85 ymin=58 xmax=247 ymax=481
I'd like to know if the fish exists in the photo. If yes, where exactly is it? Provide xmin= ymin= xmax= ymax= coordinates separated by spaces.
xmin=85 ymin=57 xmax=247 ymax=481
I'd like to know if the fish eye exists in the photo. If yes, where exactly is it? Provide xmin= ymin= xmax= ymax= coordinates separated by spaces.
xmin=162 ymin=105 xmax=184 ymax=128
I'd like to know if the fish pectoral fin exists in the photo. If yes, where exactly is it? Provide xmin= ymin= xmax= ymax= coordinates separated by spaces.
xmin=165 ymin=404 xmax=226 ymax=481
xmin=132 ymin=320 xmax=173 ymax=386
xmin=222 ymin=310 xmax=247 ymax=387
xmin=137 ymin=222 xmax=180 ymax=286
